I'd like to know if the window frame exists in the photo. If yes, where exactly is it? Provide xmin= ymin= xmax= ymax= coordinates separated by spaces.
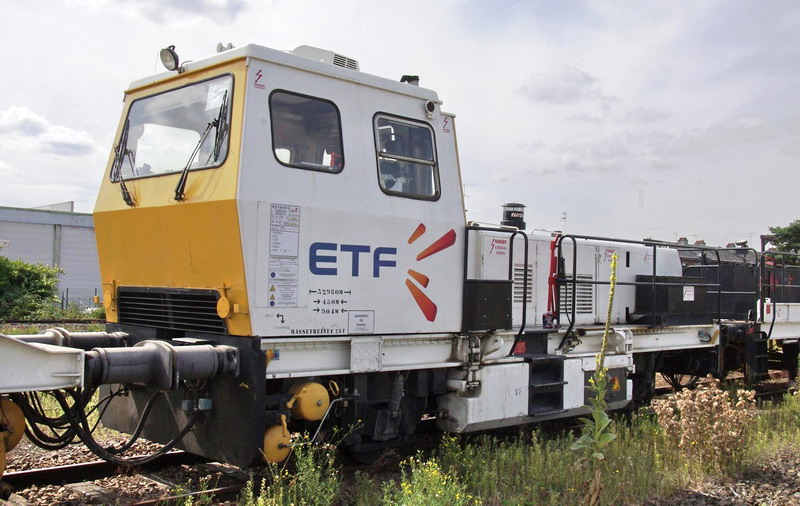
xmin=373 ymin=113 xmax=440 ymax=201
xmin=109 ymin=73 xmax=234 ymax=182
xmin=268 ymin=89 xmax=345 ymax=174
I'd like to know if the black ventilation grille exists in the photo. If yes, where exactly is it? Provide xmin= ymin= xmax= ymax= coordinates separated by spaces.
xmin=117 ymin=287 xmax=227 ymax=334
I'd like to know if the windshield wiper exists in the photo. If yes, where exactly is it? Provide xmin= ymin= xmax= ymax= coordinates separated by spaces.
xmin=174 ymin=91 xmax=229 ymax=201
xmin=111 ymin=119 xmax=136 ymax=207
xmin=210 ymin=91 xmax=229 ymax=164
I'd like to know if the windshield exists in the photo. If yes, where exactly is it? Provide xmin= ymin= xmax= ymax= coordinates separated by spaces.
xmin=111 ymin=75 xmax=233 ymax=181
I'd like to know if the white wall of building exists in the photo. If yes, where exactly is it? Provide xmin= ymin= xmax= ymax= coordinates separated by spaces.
xmin=0 ymin=206 xmax=101 ymax=307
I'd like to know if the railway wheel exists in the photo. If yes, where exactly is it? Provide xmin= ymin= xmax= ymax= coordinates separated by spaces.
xmin=661 ymin=373 xmax=700 ymax=391
xmin=1 ymin=398 xmax=25 ymax=496
xmin=0 ymin=399 xmax=25 ymax=453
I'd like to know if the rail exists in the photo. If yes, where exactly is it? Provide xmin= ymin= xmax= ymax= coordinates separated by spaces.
xmin=1 ymin=451 xmax=203 ymax=490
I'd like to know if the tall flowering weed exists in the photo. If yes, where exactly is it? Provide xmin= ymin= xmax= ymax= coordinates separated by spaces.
xmin=652 ymin=377 xmax=756 ymax=469
xmin=384 ymin=455 xmax=477 ymax=506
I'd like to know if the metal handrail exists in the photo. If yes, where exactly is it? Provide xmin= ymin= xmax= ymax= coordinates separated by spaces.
xmin=684 ymin=247 xmax=760 ymax=320
xmin=463 ymin=225 xmax=530 ymax=355
xmin=759 ymin=250 xmax=800 ymax=325
xmin=554 ymin=235 xmax=738 ymax=350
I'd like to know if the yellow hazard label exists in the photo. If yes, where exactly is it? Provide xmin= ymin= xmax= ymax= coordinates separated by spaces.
xmin=270 ymin=285 xmax=276 ymax=292
xmin=269 ymin=295 xmax=275 ymax=301
xmin=611 ymin=376 xmax=621 ymax=391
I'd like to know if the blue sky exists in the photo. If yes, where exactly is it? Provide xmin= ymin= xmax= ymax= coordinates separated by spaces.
xmin=0 ymin=0 xmax=797 ymax=246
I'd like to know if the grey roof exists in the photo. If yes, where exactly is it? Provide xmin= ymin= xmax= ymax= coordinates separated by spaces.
xmin=0 ymin=206 xmax=94 ymax=228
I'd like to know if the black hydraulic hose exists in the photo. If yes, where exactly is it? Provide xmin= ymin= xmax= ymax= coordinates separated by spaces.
xmin=766 ymin=298 xmax=778 ymax=340
xmin=54 ymin=389 xmax=199 ymax=467
xmin=85 ymin=389 xmax=120 ymax=434
xmin=23 ymin=425 xmax=73 ymax=450
xmin=105 ymin=390 xmax=163 ymax=454
xmin=27 ymin=392 xmax=71 ymax=426
xmin=12 ymin=392 xmax=77 ymax=450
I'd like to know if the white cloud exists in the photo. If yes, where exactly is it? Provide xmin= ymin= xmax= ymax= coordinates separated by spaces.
xmin=0 ymin=107 xmax=97 ymax=156
xmin=623 ymin=108 xmax=671 ymax=124
xmin=0 ymin=160 xmax=18 ymax=177
xmin=515 ymin=65 xmax=616 ymax=106
xmin=117 ymin=0 xmax=246 ymax=23
xmin=0 ymin=0 xmax=797 ymax=246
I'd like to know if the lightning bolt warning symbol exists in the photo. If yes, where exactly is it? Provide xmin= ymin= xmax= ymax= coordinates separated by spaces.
xmin=254 ymin=70 xmax=265 ymax=89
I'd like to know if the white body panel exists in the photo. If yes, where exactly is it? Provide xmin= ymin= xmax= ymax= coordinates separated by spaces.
xmin=437 ymin=363 xmax=530 ymax=432
xmin=437 ymin=356 xmax=634 ymax=432
xmin=261 ymin=334 xmax=462 ymax=379
xmin=759 ymin=300 xmax=800 ymax=340
xmin=237 ymin=57 xmax=465 ymax=337
xmin=468 ymin=230 xmax=683 ymax=328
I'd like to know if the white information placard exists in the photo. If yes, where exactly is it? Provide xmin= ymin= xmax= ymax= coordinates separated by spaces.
xmin=268 ymin=204 xmax=300 ymax=307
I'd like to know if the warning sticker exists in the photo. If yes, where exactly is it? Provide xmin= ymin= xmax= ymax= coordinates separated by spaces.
xmin=270 ymin=204 xmax=300 ymax=256
xmin=269 ymin=256 xmax=298 ymax=280
xmin=683 ymin=286 xmax=695 ymax=302
xmin=268 ymin=204 xmax=300 ymax=308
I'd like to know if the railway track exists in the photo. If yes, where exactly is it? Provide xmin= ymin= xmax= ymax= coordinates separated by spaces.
xmin=2 ymin=451 xmax=202 ymax=490
xmin=1 ymin=451 xmax=252 ymax=505
xmin=4 ymin=380 xmax=795 ymax=505
xmin=0 ymin=319 xmax=106 ymax=325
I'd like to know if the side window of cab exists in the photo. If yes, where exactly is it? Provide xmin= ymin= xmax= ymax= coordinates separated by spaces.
xmin=270 ymin=91 xmax=344 ymax=172
xmin=374 ymin=115 xmax=439 ymax=200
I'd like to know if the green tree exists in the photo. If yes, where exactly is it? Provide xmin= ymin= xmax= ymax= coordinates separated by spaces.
xmin=0 ymin=256 xmax=62 ymax=319
xmin=769 ymin=220 xmax=800 ymax=252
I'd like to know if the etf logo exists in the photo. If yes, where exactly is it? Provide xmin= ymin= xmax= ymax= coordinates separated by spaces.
xmin=308 ymin=224 xmax=457 ymax=322
xmin=309 ymin=243 xmax=396 ymax=277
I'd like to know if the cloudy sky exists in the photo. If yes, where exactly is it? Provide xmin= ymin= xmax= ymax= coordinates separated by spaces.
xmin=0 ymin=0 xmax=797 ymax=246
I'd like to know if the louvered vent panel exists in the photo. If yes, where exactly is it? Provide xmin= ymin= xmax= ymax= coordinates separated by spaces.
xmin=560 ymin=274 xmax=594 ymax=314
xmin=332 ymin=54 xmax=359 ymax=70
xmin=117 ymin=287 xmax=227 ymax=334
xmin=513 ymin=265 xmax=534 ymax=303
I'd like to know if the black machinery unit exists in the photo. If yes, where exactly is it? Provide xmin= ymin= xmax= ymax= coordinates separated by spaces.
xmin=631 ymin=275 xmax=710 ymax=325
xmin=683 ymin=265 xmax=756 ymax=320
xmin=462 ymin=280 xmax=513 ymax=331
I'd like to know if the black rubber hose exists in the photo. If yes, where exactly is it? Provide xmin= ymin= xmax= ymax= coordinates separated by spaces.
xmin=12 ymin=392 xmax=76 ymax=450
xmin=54 ymin=389 xmax=199 ymax=467
xmin=105 ymin=390 xmax=163 ymax=454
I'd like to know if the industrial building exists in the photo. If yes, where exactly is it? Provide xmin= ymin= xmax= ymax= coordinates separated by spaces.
xmin=0 ymin=202 xmax=100 ymax=308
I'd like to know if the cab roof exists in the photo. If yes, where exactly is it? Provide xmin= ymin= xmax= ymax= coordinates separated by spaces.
xmin=127 ymin=43 xmax=440 ymax=102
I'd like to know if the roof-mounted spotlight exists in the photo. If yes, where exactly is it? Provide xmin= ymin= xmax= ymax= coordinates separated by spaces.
xmin=159 ymin=45 xmax=181 ymax=72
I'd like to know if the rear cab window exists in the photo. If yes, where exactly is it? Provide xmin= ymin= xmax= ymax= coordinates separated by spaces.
xmin=269 ymin=91 xmax=344 ymax=172
xmin=374 ymin=115 xmax=439 ymax=200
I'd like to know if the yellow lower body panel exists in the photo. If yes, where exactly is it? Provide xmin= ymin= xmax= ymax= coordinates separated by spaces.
xmin=94 ymin=199 xmax=252 ymax=336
